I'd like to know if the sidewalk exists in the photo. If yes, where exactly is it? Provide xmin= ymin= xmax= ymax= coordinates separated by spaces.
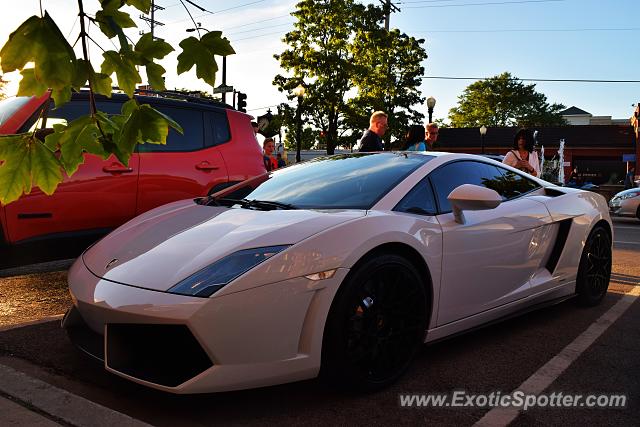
xmin=0 ymin=394 xmax=61 ymax=426
xmin=0 ymin=362 xmax=153 ymax=427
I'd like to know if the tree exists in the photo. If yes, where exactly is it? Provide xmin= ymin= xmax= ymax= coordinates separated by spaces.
xmin=448 ymin=72 xmax=567 ymax=128
xmin=0 ymin=76 xmax=7 ymax=100
xmin=274 ymin=0 xmax=377 ymax=155
xmin=350 ymin=26 xmax=427 ymax=149
xmin=0 ymin=0 xmax=234 ymax=205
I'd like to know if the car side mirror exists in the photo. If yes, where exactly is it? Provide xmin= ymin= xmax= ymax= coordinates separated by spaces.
xmin=448 ymin=184 xmax=502 ymax=224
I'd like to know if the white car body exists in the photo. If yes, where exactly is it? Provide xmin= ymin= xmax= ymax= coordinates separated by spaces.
xmin=609 ymin=187 xmax=640 ymax=220
xmin=64 ymin=152 xmax=613 ymax=393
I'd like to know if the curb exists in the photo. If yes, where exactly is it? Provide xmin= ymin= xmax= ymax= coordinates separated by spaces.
xmin=0 ymin=363 xmax=154 ymax=427
xmin=0 ymin=259 xmax=74 ymax=278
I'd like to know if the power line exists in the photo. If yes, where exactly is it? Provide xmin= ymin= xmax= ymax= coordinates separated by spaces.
xmin=223 ymin=14 xmax=291 ymax=31
xmin=163 ymin=0 xmax=268 ymax=26
xmin=227 ymin=21 xmax=294 ymax=37
xmin=411 ymin=27 xmax=640 ymax=33
xmin=403 ymin=0 xmax=567 ymax=8
xmin=421 ymin=76 xmax=640 ymax=83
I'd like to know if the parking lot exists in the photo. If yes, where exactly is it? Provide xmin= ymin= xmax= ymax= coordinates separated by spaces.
xmin=0 ymin=218 xmax=638 ymax=426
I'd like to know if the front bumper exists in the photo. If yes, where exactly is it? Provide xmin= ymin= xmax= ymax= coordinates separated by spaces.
xmin=609 ymin=199 xmax=639 ymax=217
xmin=64 ymin=257 xmax=348 ymax=393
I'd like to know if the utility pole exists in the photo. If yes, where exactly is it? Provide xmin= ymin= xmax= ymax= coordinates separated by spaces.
xmin=379 ymin=0 xmax=400 ymax=31
xmin=140 ymin=0 xmax=165 ymax=40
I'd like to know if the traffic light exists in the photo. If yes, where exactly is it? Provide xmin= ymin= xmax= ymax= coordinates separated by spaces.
xmin=237 ymin=92 xmax=247 ymax=112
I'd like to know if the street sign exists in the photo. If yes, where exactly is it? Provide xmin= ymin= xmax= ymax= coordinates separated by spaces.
xmin=213 ymin=85 xmax=234 ymax=94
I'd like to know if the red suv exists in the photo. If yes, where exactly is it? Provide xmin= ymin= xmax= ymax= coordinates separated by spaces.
xmin=0 ymin=92 xmax=266 ymax=245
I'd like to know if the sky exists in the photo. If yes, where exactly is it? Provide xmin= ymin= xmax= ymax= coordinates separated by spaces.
xmin=1 ymin=0 xmax=639 ymax=125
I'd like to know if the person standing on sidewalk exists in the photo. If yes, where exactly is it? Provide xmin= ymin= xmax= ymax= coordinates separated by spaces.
xmin=624 ymin=165 xmax=636 ymax=189
xmin=358 ymin=111 xmax=388 ymax=152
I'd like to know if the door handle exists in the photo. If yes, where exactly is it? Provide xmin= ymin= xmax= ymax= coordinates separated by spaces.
xmin=103 ymin=164 xmax=133 ymax=174
xmin=195 ymin=162 xmax=220 ymax=171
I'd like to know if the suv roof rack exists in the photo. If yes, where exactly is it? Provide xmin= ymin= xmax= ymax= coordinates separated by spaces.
xmin=133 ymin=88 xmax=234 ymax=110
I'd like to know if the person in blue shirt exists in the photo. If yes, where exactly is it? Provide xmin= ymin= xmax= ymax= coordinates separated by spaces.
xmin=404 ymin=124 xmax=426 ymax=151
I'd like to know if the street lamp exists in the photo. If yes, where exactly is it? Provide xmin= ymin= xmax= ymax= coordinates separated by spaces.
xmin=186 ymin=25 xmax=229 ymax=103
xmin=426 ymin=96 xmax=436 ymax=123
xmin=293 ymin=84 xmax=306 ymax=163
xmin=479 ymin=125 xmax=487 ymax=154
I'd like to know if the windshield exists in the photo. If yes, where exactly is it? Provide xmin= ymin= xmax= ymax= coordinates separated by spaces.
xmin=0 ymin=97 xmax=31 ymax=127
xmin=243 ymin=153 xmax=432 ymax=209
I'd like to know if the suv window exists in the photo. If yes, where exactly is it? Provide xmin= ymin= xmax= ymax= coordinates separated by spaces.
xmin=206 ymin=111 xmax=230 ymax=147
xmin=138 ymin=106 xmax=204 ymax=152
xmin=429 ymin=160 xmax=507 ymax=213
xmin=394 ymin=178 xmax=437 ymax=215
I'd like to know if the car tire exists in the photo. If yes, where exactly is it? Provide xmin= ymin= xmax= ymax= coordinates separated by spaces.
xmin=321 ymin=254 xmax=428 ymax=391
xmin=636 ymin=205 xmax=640 ymax=221
xmin=576 ymin=225 xmax=612 ymax=306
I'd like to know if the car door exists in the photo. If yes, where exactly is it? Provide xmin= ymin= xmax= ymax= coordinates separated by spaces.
xmin=135 ymin=105 xmax=228 ymax=214
xmin=432 ymin=160 xmax=550 ymax=326
xmin=4 ymin=99 xmax=138 ymax=243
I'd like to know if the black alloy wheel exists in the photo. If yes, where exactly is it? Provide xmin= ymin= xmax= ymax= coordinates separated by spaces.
xmin=322 ymin=254 xmax=428 ymax=390
xmin=576 ymin=225 xmax=612 ymax=306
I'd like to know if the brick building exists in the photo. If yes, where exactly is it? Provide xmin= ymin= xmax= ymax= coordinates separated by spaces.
xmin=438 ymin=125 xmax=636 ymax=185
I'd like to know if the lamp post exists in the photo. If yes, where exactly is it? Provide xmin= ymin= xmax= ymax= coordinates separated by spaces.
xmin=292 ymin=84 xmax=306 ymax=163
xmin=479 ymin=125 xmax=487 ymax=154
xmin=186 ymin=25 xmax=228 ymax=103
xmin=426 ymin=96 xmax=436 ymax=123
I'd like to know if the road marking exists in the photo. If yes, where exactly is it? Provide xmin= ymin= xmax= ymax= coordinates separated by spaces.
xmin=613 ymin=240 xmax=640 ymax=245
xmin=0 ymin=363 xmax=153 ymax=427
xmin=0 ymin=315 xmax=64 ymax=333
xmin=474 ymin=286 xmax=640 ymax=427
xmin=613 ymin=225 xmax=640 ymax=230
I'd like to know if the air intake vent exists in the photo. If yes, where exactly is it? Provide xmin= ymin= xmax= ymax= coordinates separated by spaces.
xmin=544 ymin=187 xmax=566 ymax=197
xmin=107 ymin=324 xmax=213 ymax=387
xmin=545 ymin=219 xmax=572 ymax=273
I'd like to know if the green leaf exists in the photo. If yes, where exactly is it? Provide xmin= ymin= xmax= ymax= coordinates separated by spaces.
xmin=201 ymin=31 xmax=236 ymax=56
xmin=52 ymin=86 xmax=72 ymax=107
xmin=0 ymin=16 xmax=40 ymax=72
xmin=101 ymin=51 xmax=141 ymax=97
xmin=124 ymin=0 xmax=151 ymax=14
xmin=177 ymin=37 xmax=218 ymax=87
xmin=0 ymin=135 xmax=32 ymax=204
xmin=0 ymin=13 xmax=76 ymax=106
xmin=30 ymin=139 xmax=62 ymax=195
xmin=92 ymin=73 xmax=113 ymax=97
xmin=96 ymin=8 xmax=136 ymax=39
xmin=135 ymin=33 xmax=174 ymax=62
xmin=145 ymin=63 xmax=166 ymax=91
xmin=51 ymin=116 xmax=106 ymax=175
xmin=17 ymin=69 xmax=48 ymax=98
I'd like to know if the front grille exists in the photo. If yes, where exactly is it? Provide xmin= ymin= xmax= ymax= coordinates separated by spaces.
xmin=106 ymin=324 xmax=213 ymax=388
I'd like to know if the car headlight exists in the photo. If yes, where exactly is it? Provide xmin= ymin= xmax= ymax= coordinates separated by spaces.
xmin=167 ymin=245 xmax=290 ymax=297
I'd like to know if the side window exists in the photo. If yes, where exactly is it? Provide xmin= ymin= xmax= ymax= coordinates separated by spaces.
xmin=138 ymin=107 xmax=204 ymax=152
xmin=429 ymin=160 xmax=506 ymax=213
xmin=493 ymin=166 xmax=541 ymax=199
xmin=206 ymin=111 xmax=230 ymax=147
xmin=47 ymin=100 xmax=90 ymax=125
xmin=394 ymin=178 xmax=437 ymax=215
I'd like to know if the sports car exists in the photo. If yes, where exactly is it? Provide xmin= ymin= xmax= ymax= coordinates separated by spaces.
xmin=609 ymin=187 xmax=640 ymax=220
xmin=63 ymin=152 xmax=613 ymax=394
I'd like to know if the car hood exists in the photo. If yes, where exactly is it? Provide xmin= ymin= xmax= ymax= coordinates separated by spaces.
xmin=613 ymin=188 xmax=640 ymax=198
xmin=82 ymin=200 xmax=364 ymax=291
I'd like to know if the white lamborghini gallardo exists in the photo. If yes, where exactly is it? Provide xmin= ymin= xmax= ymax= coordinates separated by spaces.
xmin=64 ymin=152 xmax=613 ymax=393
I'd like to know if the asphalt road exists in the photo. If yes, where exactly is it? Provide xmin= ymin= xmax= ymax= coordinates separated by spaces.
xmin=0 ymin=218 xmax=638 ymax=426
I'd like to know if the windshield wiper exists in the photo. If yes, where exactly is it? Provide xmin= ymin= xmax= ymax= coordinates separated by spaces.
xmin=218 ymin=198 xmax=298 ymax=210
